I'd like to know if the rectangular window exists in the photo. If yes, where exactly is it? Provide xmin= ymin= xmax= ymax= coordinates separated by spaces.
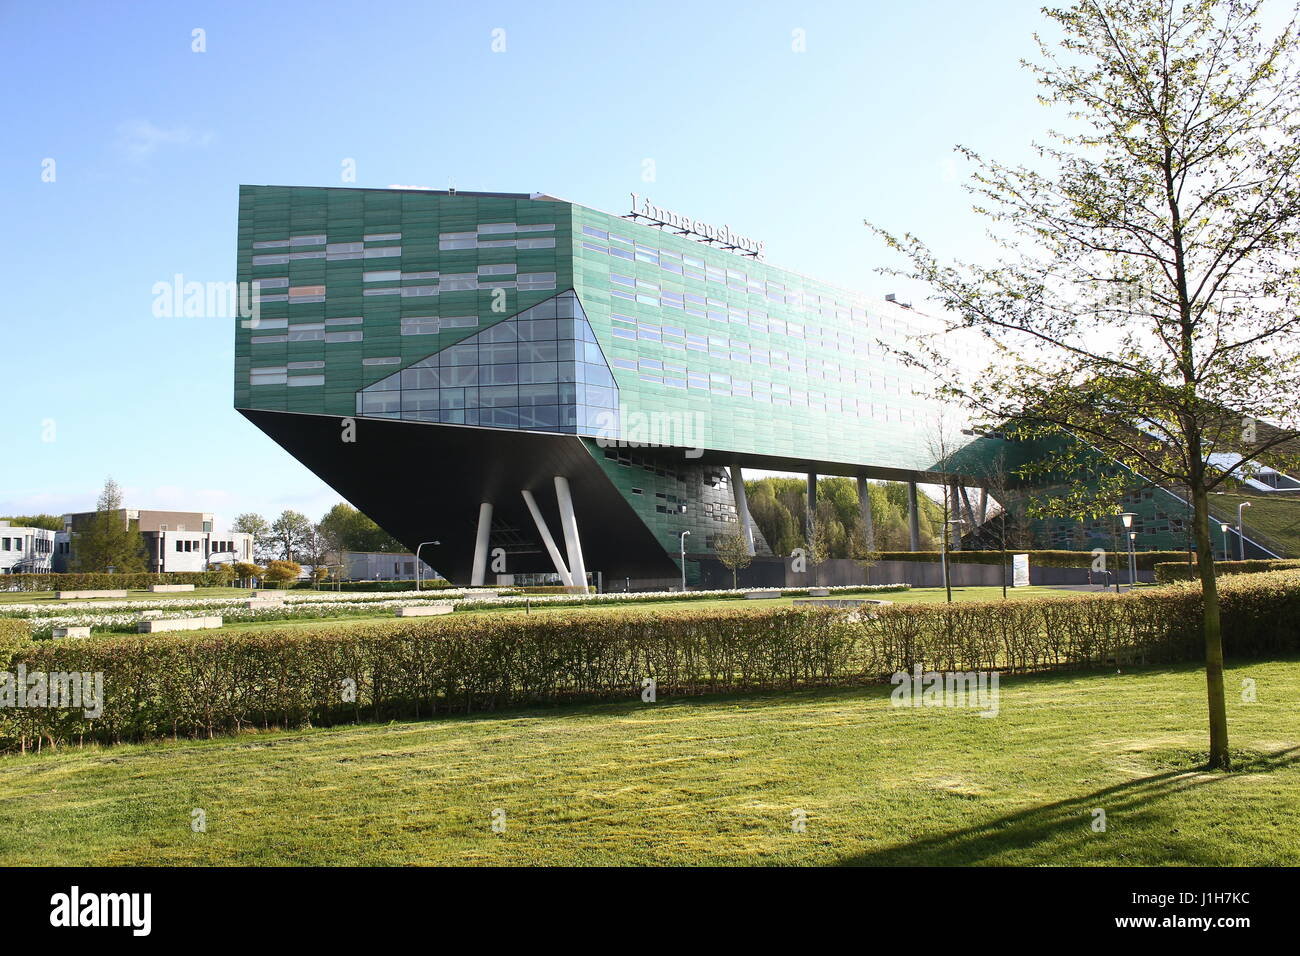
xmin=364 ymin=232 xmax=401 ymax=242
xmin=362 ymin=356 xmax=401 ymax=366
xmin=325 ymin=316 xmax=363 ymax=326
xmin=400 ymin=317 xmax=439 ymax=336
xmin=363 ymin=246 xmax=401 ymax=258
xmin=325 ymin=330 xmax=363 ymax=343
xmin=363 ymin=271 xmax=401 ymax=282
xmin=287 ymin=375 xmax=325 ymax=386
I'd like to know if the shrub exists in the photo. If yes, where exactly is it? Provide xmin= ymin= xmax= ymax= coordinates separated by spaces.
xmin=1153 ymin=559 xmax=1300 ymax=583
xmin=261 ymin=561 xmax=302 ymax=587
xmin=4 ymin=570 xmax=1296 ymax=753
xmin=0 ymin=572 xmax=230 ymax=592
xmin=874 ymin=549 xmax=1194 ymax=571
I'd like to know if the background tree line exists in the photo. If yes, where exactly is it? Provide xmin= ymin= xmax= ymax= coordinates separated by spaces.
xmin=745 ymin=477 xmax=949 ymax=558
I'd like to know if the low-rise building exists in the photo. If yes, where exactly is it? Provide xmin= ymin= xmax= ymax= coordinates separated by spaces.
xmin=0 ymin=521 xmax=57 ymax=574
xmin=55 ymin=509 xmax=254 ymax=573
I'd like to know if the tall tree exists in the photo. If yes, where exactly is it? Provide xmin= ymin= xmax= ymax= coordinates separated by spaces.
xmin=316 ymin=502 xmax=405 ymax=553
xmin=869 ymin=0 xmax=1300 ymax=767
xmin=270 ymin=510 xmax=314 ymax=562
xmin=72 ymin=478 xmax=145 ymax=573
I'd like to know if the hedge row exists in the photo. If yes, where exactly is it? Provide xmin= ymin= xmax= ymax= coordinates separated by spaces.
xmin=0 ymin=572 xmax=231 ymax=592
xmin=875 ymin=549 xmax=1195 ymax=570
xmin=1153 ymin=559 xmax=1300 ymax=583
xmin=3 ymin=570 xmax=1298 ymax=752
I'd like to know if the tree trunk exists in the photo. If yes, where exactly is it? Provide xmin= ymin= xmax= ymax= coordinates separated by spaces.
xmin=1191 ymin=479 xmax=1230 ymax=769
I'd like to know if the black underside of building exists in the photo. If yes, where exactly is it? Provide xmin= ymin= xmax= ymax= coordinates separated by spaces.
xmin=241 ymin=409 xmax=680 ymax=583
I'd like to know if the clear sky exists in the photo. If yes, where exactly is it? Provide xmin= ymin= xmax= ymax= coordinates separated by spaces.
xmin=1 ymin=0 xmax=1051 ymax=529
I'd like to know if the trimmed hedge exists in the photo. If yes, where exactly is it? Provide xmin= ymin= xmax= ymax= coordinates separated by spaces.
xmin=875 ymin=549 xmax=1195 ymax=571
xmin=1154 ymin=559 xmax=1300 ymax=583
xmin=0 ymin=572 xmax=230 ymax=592
xmin=3 ymin=570 xmax=1298 ymax=752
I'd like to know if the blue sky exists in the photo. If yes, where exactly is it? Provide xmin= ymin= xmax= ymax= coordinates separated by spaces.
xmin=0 ymin=0 xmax=1049 ymax=528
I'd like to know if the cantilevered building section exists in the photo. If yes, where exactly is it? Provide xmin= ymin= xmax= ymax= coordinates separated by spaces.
xmin=235 ymin=185 xmax=959 ymax=586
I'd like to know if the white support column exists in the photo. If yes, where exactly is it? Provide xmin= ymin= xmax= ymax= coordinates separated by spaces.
xmin=977 ymin=488 xmax=989 ymax=525
xmin=521 ymin=489 xmax=574 ymax=587
xmin=553 ymin=476 xmax=588 ymax=589
xmin=730 ymin=464 xmax=755 ymax=556
xmin=470 ymin=501 xmax=493 ymax=586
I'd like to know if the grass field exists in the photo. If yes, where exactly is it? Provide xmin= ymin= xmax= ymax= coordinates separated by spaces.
xmin=2 ymin=657 xmax=1295 ymax=866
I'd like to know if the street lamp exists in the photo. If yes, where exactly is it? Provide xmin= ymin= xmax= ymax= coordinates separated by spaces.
xmin=1220 ymin=522 xmax=1230 ymax=563
xmin=941 ymin=518 xmax=966 ymax=603
xmin=681 ymin=530 xmax=691 ymax=590
xmin=1118 ymin=513 xmax=1138 ymax=589
xmin=1237 ymin=501 xmax=1251 ymax=560
xmin=414 ymin=540 xmax=440 ymax=591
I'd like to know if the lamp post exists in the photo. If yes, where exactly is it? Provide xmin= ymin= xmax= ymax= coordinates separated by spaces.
xmin=414 ymin=540 xmax=440 ymax=591
xmin=1237 ymin=501 xmax=1251 ymax=560
xmin=1220 ymin=522 xmax=1230 ymax=563
xmin=679 ymin=531 xmax=690 ymax=592
xmin=1119 ymin=513 xmax=1138 ymax=589
xmin=941 ymin=518 xmax=965 ymax=603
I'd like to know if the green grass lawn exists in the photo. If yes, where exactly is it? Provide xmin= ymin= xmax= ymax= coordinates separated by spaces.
xmin=2 ymin=657 xmax=1295 ymax=866
xmin=1209 ymin=491 xmax=1300 ymax=556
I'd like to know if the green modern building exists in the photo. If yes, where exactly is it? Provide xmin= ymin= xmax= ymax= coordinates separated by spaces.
xmin=237 ymin=185 xmax=1247 ymax=585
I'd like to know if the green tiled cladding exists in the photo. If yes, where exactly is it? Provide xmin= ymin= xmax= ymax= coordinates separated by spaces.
xmin=235 ymin=185 xmax=939 ymax=472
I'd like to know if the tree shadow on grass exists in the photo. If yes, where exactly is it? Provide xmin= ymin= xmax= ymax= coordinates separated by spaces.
xmin=840 ymin=745 xmax=1300 ymax=866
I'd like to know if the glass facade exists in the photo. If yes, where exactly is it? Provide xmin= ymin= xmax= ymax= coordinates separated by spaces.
xmin=356 ymin=291 xmax=618 ymax=434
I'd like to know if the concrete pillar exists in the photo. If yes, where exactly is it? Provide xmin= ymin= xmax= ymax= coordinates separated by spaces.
xmin=806 ymin=472 xmax=817 ymax=540
xmin=907 ymin=482 xmax=921 ymax=552
xmin=554 ymin=476 xmax=587 ymax=589
xmin=730 ymin=464 xmax=755 ymax=555
xmin=856 ymin=476 xmax=875 ymax=551
xmin=521 ymin=489 xmax=573 ymax=587
xmin=470 ymin=501 xmax=493 ymax=586
xmin=977 ymin=488 xmax=989 ymax=524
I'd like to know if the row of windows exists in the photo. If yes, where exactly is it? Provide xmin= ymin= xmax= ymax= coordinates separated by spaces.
xmin=252 ymin=244 xmax=401 ymax=266
xmin=606 ymin=275 xmax=898 ymax=361
xmin=1 ymin=536 xmax=47 ymax=552
xmin=248 ymin=273 xmax=558 ymax=302
xmin=438 ymin=223 xmax=556 ymax=250
xmin=608 ymin=311 xmax=905 ymax=389
xmin=250 ymin=365 xmax=327 ymax=386
xmin=608 ymin=355 xmax=918 ymax=419
xmin=581 ymin=225 xmax=916 ymax=335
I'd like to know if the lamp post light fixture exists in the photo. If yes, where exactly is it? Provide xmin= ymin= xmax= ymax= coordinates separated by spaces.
xmin=1237 ymin=501 xmax=1251 ymax=560
xmin=679 ymin=531 xmax=690 ymax=592
xmin=1118 ymin=513 xmax=1139 ymax=589
xmin=414 ymin=540 xmax=440 ymax=591
xmin=1220 ymin=522 xmax=1231 ymax=563
xmin=941 ymin=518 xmax=966 ymax=603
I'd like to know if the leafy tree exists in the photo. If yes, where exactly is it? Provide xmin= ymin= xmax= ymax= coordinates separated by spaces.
xmin=270 ymin=510 xmax=313 ymax=562
xmin=317 ymin=502 xmax=406 ymax=553
xmin=262 ymin=560 xmax=302 ymax=588
xmin=869 ymin=0 xmax=1300 ymax=767
xmin=0 ymin=514 xmax=63 ymax=531
xmin=715 ymin=531 xmax=754 ymax=588
xmin=232 ymin=513 xmax=275 ymax=563
xmin=210 ymin=563 xmax=238 ymax=586
xmin=72 ymin=479 xmax=146 ymax=573
xmin=232 ymin=562 xmax=264 ymax=588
